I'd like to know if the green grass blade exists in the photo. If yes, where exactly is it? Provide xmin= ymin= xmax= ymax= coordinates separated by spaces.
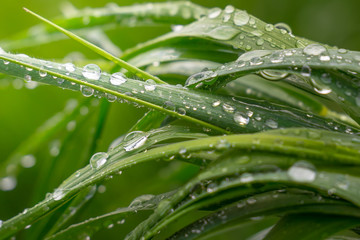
xmin=23 ymin=8 xmax=166 ymax=84
xmin=264 ymin=213 xmax=360 ymax=240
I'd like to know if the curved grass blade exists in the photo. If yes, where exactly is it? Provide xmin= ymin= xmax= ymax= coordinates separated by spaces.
xmin=0 ymin=52 xmax=358 ymax=134
xmin=121 ymin=6 xmax=317 ymax=61
xmin=46 ymin=191 xmax=175 ymax=240
xmin=168 ymin=190 xmax=360 ymax=240
xmin=185 ymin=48 xmax=360 ymax=124
xmin=23 ymin=8 xmax=166 ymax=84
xmin=126 ymin=150 xmax=360 ymax=239
xmin=264 ymin=213 xmax=360 ymax=240
xmin=1 ymin=1 xmax=207 ymax=51
xmin=0 ymin=127 xmax=360 ymax=239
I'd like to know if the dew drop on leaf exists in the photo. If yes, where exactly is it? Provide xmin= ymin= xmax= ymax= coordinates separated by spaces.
xmin=288 ymin=161 xmax=316 ymax=183
xmin=80 ymin=85 xmax=94 ymax=97
xmin=234 ymin=112 xmax=249 ymax=126
xmin=110 ymin=72 xmax=127 ymax=86
xmin=82 ymin=64 xmax=101 ymax=80
xmin=123 ymin=131 xmax=148 ymax=152
xmin=208 ymin=8 xmax=221 ymax=19
xmin=233 ymin=10 xmax=250 ymax=26
xmin=63 ymin=63 xmax=76 ymax=73
xmin=90 ymin=152 xmax=109 ymax=169
xmin=303 ymin=44 xmax=326 ymax=56
xmin=53 ymin=188 xmax=65 ymax=201
xmin=265 ymin=119 xmax=278 ymax=129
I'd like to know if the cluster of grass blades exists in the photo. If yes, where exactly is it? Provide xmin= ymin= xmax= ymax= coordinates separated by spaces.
xmin=0 ymin=1 xmax=360 ymax=239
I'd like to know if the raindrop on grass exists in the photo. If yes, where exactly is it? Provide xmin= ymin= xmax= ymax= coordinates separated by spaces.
xmin=0 ymin=176 xmax=17 ymax=191
xmin=288 ymin=161 xmax=316 ymax=183
xmin=222 ymin=103 xmax=235 ymax=113
xmin=208 ymin=8 xmax=221 ymax=19
xmin=82 ymin=64 xmax=101 ymax=80
xmin=53 ymin=188 xmax=65 ymax=201
xmin=90 ymin=152 xmax=108 ymax=169
xmin=144 ymin=79 xmax=156 ymax=91
xmin=123 ymin=131 xmax=148 ymax=152
xmin=80 ymin=85 xmax=94 ymax=97
xmin=64 ymin=63 xmax=76 ymax=73
xmin=21 ymin=155 xmax=36 ymax=168
xmin=234 ymin=112 xmax=249 ymax=126
xmin=303 ymin=44 xmax=326 ymax=56
xmin=110 ymin=72 xmax=127 ymax=86
xmin=39 ymin=69 xmax=47 ymax=77
xmin=233 ymin=10 xmax=249 ymax=26
xmin=265 ymin=119 xmax=278 ymax=129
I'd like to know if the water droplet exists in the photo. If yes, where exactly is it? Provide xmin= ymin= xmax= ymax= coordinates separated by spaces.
xmin=53 ymin=188 xmax=65 ymax=201
xmin=123 ymin=131 xmax=148 ymax=152
xmin=269 ymin=51 xmax=284 ymax=63
xmin=106 ymin=93 xmax=117 ymax=102
xmin=250 ymin=57 xmax=263 ymax=66
xmin=3 ymin=60 xmax=9 ymax=65
xmin=90 ymin=152 xmax=109 ymax=169
xmin=177 ymin=108 xmax=186 ymax=115
xmin=39 ymin=69 xmax=47 ymax=77
xmin=337 ymin=48 xmax=348 ymax=54
xmin=233 ymin=10 xmax=249 ymax=26
xmin=80 ymin=85 xmax=94 ymax=97
xmin=303 ymin=44 xmax=326 ymax=56
xmin=265 ymin=119 xmax=278 ymax=129
xmin=21 ymin=155 xmax=36 ymax=168
xmin=224 ymin=5 xmax=235 ymax=14
xmin=265 ymin=24 xmax=274 ymax=32
xmin=319 ymin=55 xmax=331 ymax=62
xmin=0 ymin=176 xmax=17 ymax=191
xmin=260 ymin=70 xmax=288 ymax=81
xmin=186 ymin=71 xmax=214 ymax=86
xmin=110 ymin=72 xmax=127 ymax=86
xmin=288 ymin=161 xmax=316 ymax=182
xmin=300 ymin=65 xmax=311 ymax=77
xmin=208 ymin=8 xmax=221 ymax=19
xmin=129 ymin=194 xmax=155 ymax=208
xmin=222 ymin=103 xmax=235 ymax=113
xmin=256 ymin=38 xmax=264 ymax=46
xmin=64 ymin=63 xmax=76 ymax=72
xmin=144 ymin=79 xmax=156 ymax=91
xmin=275 ymin=22 xmax=292 ymax=34
xmin=82 ymin=64 xmax=101 ymax=80
xmin=207 ymin=26 xmax=239 ymax=40
xmin=24 ymin=75 xmax=32 ymax=82
xmin=212 ymin=100 xmax=221 ymax=107
xmin=234 ymin=112 xmax=250 ymax=126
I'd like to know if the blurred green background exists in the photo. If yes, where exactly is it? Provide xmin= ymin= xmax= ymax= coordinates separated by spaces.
xmin=0 ymin=0 xmax=359 ymax=239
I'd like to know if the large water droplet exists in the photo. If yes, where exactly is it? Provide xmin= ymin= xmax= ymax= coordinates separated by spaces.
xmin=90 ymin=152 xmax=109 ymax=169
xmin=233 ymin=10 xmax=249 ymax=26
xmin=288 ymin=161 xmax=316 ymax=182
xmin=110 ymin=72 xmax=127 ymax=86
xmin=260 ymin=70 xmax=288 ymax=81
xmin=234 ymin=112 xmax=250 ymax=126
xmin=123 ymin=131 xmax=148 ymax=152
xmin=303 ymin=44 xmax=326 ymax=56
xmin=82 ymin=64 xmax=101 ymax=80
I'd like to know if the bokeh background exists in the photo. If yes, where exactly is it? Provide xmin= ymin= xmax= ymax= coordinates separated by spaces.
xmin=0 ymin=0 xmax=359 ymax=239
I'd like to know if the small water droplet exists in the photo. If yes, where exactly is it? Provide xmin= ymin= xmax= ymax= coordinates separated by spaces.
xmin=224 ymin=5 xmax=235 ymax=14
xmin=144 ymin=79 xmax=156 ymax=91
xmin=303 ymin=44 xmax=326 ymax=56
xmin=39 ymin=69 xmax=47 ymax=77
xmin=233 ymin=10 xmax=249 ymax=26
xmin=0 ymin=176 xmax=17 ymax=191
xmin=265 ymin=119 xmax=278 ymax=129
xmin=208 ymin=8 xmax=222 ymax=19
xmin=21 ymin=155 xmax=36 ymax=168
xmin=80 ymin=85 xmax=94 ymax=97
xmin=265 ymin=24 xmax=274 ymax=32
xmin=24 ymin=75 xmax=32 ymax=82
xmin=64 ymin=63 xmax=76 ymax=72
xmin=319 ymin=55 xmax=331 ymax=62
xmin=212 ymin=100 xmax=221 ymax=107
xmin=53 ymin=188 xmax=65 ymax=201
xmin=90 ymin=152 xmax=109 ymax=169
xmin=110 ymin=72 xmax=127 ymax=86
xmin=234 ymin=112 xmax=250 ymax=126
xmin=300 ymin=65 xmax=311 ymax=77
xmin=288 ymin=161 xmax=316 ymax=182
xmin=123 ymin=131 xmax=148 ymax=152
xmin=82 ymin=64 xmax=101 ymax=80
xmin=275 ymin=23 xmax=292 ymax=34
xmin=222 ymin=103 xmax=235 ymax=113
